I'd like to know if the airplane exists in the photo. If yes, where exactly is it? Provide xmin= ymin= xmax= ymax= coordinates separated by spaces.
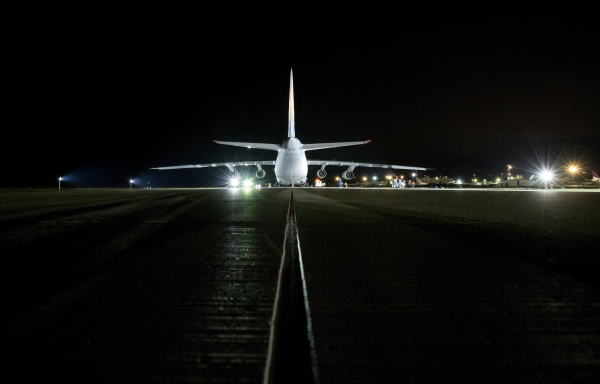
xmin=592 ymin=171 xmax=600 ymax=183
xmin=152 ymin=69 xmax=429 ymax=186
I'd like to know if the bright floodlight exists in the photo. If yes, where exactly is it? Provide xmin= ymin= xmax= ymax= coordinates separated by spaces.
xmin=230 ymin=177 xmax=240 ymax=187
xmin=569 ymin=166 xmax=577 ymax=173
xmin=243 ymin=180 xmax=252 ymax=188
xmin=541 ymin=171 xmax=552 ymax=180
xmin=373 ymin=176 xmax=377 ymax=181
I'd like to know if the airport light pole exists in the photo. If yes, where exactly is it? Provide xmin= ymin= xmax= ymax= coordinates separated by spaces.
xmin=542 ymin=171 xmax=551 ymax=190
xmin=130 ymin=179 xmax=133 ymax=190
xmin=569 ymin=166 xmax=576 ymax=184
xmin=58 ymin=177 xmax=62 ymax=190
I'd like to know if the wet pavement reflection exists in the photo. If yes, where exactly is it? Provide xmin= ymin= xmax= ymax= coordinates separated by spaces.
xmin=1 ymin=188 xmax=290 ymax=382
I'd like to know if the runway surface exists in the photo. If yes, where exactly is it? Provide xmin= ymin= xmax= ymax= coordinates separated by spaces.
xmin=1 ymin=188 xmax=599 ymax=383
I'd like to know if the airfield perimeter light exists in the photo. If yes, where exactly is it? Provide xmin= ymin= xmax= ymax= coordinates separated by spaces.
xmin=569 ymin=166 xmax=577 ymax=173
xmin=363 ymin=177 xmax=367 ymax=181
xmin=373 ymin=176 xmax=377 ymax=181
xmin=58 ymin=177 xmax=62 ymax=190
xmin=130 ymin=179 xmax=133 ymax=190
xmin=243 ymin=180 xmax=253 ymax=188
xmin=230 ymin=177 xmax=240 ymax=188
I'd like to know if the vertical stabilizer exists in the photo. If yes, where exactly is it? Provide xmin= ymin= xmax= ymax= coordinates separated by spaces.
xmin=288 ymin=69 xmax=295 ymax=137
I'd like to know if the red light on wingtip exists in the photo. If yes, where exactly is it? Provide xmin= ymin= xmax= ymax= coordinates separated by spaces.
xmin=365 ymin=140 xmax=371 ymax=143
xmin=213 ymin=140 xmax=219 ymax=143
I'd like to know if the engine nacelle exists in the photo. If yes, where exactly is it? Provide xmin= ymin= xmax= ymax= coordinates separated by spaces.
xmin=316 ymin=169 xmax=327 ymax=179
xmin=256 ymin=169 xmax=266 ymax=178
xmin=342 ymin=171 xmax=354 ymax=180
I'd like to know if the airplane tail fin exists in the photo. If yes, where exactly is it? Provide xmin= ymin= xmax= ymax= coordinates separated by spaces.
xmin=288 ymin=69 xmax=295 ymax=138
xmin=593 ymin=171 xmax=599 ymax=179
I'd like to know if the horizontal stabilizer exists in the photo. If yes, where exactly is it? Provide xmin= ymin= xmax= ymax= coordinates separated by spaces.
xmin=214 ymin=140 xmax=281 ymax=151
xmin=302 ymin=140 xmax=371 ymax=151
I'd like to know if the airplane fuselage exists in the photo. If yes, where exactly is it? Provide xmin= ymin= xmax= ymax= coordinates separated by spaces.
xmin=274 ymin=137 xmax=308 ymax=185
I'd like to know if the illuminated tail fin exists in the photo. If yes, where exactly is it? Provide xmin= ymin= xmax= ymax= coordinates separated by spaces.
xmin=288 ymin=69 xmax=295 ymax=138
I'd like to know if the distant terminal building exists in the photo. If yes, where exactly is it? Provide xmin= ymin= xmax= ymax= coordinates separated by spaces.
xmin=502 ymin=179 xmax=537 ymax=187
xmin=416 ymin=176 xmax=454 ymax=185
xmin=501 ymin=175 xmax=537 ymax=187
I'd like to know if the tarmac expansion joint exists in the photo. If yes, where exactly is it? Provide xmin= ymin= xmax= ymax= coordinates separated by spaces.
xmin=263 ymin=191 xmax=319 ymax=384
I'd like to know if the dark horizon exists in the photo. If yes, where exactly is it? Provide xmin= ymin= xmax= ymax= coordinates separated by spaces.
xmin=4 ymin=4 xmax=599 ymax=188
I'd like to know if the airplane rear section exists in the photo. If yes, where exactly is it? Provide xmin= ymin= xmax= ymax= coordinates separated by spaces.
xmin=152 ymin=69 xmax=430 ymax=186
xmin=276 ymin=153 xmax=308 ymax=186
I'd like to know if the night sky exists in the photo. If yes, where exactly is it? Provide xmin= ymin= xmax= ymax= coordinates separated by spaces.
xmin=5 ymin=4 xmax=599 ymax=188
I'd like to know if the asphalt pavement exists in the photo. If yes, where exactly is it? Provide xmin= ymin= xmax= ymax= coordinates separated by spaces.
xmin=1 ymin=187 xmax=599 ymax=383
xmin=293 ymin=188 xmax=600 ymax=383
xmin=1 ymin=188 xmax=291 ymax=383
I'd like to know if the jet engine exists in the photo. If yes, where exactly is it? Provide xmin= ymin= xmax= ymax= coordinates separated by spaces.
xmin=342 ymin=171 xmax=354 ymax=180
xmin=256 ymin=169 xmax=266 ymax=178
xmin=316 ymin=169 xmax=327 ymax=178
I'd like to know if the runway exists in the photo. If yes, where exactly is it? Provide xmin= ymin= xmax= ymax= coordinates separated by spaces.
xmin=1 ymin=188 xmax=599 ymax=383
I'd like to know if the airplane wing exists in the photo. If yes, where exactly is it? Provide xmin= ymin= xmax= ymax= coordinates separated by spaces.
xmin=213 ymin=140 xmax=281 ymax=151
xmin=307 ymin=160 xmax=430 ymax=171
xmin=302 ymin=140 xmax=371 ymax=150
xmin=151 ymin=160 xmax=276 ymax=171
